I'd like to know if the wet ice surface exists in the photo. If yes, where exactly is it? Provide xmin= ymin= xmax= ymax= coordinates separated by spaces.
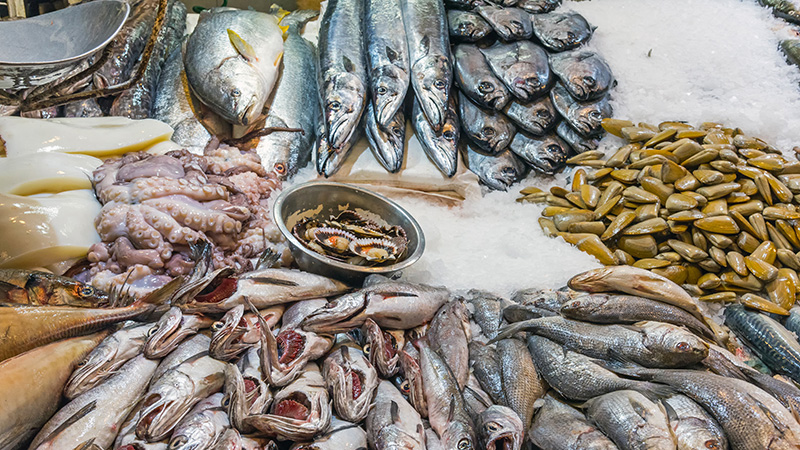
xmin=289 ymin=0 xmax=800 ymax=297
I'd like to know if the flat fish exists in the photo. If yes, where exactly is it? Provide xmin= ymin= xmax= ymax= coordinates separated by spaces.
xmin=502 ymin=96 xmax=558 ymax=135
xmin=549 ymin=49 xmax=614 ymax=101
xmin=454 ymin=44 xmax=511 ymax=110
xmin=532 ymin=12 xmax=593 ymax=52
xmin=550 ymin=82 xmax=611 ymax=137
xmin=476 ymin=5 xmax=533 ymax=42
xmin=447 ymin=10 xmax=493 ymax=42
xmin=480 ymin=41 xmax=551 ymax=102
xmin=508 ymin=130 xmax=570 ymax=174
xmin=458 ymin=91 xmax=516 ymax=155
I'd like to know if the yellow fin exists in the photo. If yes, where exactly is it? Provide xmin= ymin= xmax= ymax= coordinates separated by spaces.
xmin=270 ymin=5 xmax=292 ymax=38
xmin=227 ymin=29 xmax=258 ymax=62
xmin=273 ymin=51 xmax=284 ymax=67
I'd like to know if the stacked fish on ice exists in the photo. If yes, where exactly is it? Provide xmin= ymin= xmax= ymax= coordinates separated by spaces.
xmin=448 ymin=0 xmax=615 ymax=188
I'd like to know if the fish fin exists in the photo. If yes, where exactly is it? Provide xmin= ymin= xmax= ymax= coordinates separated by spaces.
xmin=630 ymin=400 xmax=649 ymax=421
xmin=752 ymin=395 xmax=791 ymax=434
xmin=38 ymin=400 xmax=97 ymax=444
xmin=137 ymin=275 xmax=185 ymax=305
xmin=373 ymin=291 xmax=420 ymax=299
xmin=342 ymin=56 xmax=356 ymax=73
xmin=274 ymin=51 xmax=284 ymax=67
xmin=634 ymin=382 xmax=674 ymax=400
xmin=386 ymin=46 xmax=401 ymax=64
xmin=464 ymin=385 xmax=491 ymax=408
xmin=660 ymin=399 xmax=679 ymax=423
xmin=419 ymin=36 xmax=431 ymax=57
xmin=255 ymin=247 xmax=280 ymax=270
xmin=246 ymin=277 xmax=299 ymax=287
xmin=341 ymin=345 xmax=351 ymax=362
xmin=390 ymin=400 xmax=401 ymax=423
xmin=447 ymin=396 xmax=457 ymax=422
xmin=227 ymin=29 xmax=258 ymax=62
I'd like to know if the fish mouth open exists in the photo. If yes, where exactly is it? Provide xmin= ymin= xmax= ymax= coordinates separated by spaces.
xmin=277 ymin=329 xmax=307 ymax=365
xmin=487 ymin=432 xmax=517 ymax=450
xmin=273 ymin=393 xmax=312 ymax=420
xmin=328 ymin=111 xmax=356 ymax=150
xmin=136 ymin=393 xmax=184 ymax=442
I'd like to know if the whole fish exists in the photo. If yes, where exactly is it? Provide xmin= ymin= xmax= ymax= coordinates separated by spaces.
xmin=257 ymin=317 xmax=333 ymax=387
xmin=209 ymin=304 xmax=284 ymax=361
xmin=363 ymin=318 xmax=405 ymax=378
xmin=144 ymin=306 xmax=213 ymax=358
xmin=292 ymin=417 xmax=368 ymax=450
xmin=30 ymin=355 xmax=159 ymax=450
xmin=153 ymin=334 xmax=211 ymax=380
xmin=366 ymin=381 xmax=425 ymax=450
xmin=458 ymin=92 xmax=516 ymax=155
xmin=398 ymin=342 xmax=428 ymax=418
xmin=476 ymin=405 xmax=524 ymax=450
xmin=531 ymin=12 xmax=593 ymax=52
xmin=516 ymin=0 xmax=560 ymax=13
xmin=585 ymin=390 xmax=676 ymax=450
xmin=222 ymin=351 xmax=271 ymax=433
xmin=365 ymin=0 xmax=410 ymax=127
xmin=556 ymin=121 xmax=600 ymax=154
xmin=611 ymin=367 xmax=800 ymax=450
xmin=255 ymin=10 xmax=320 ymax=179
xmin=93 ymin=0 xmax=158 ymax=88
xmin=475 ymin=5 xmax=533 ymax=42
xmin=481 ymin=41 xmax=552 ymax=102
xmin=428 ymin=300 xmax=472 ymax=389
xmin=184 ymin=8 xmax=284 ymax=126
xmin=739 ymin=364 xmax=800 ymax=416
xmin=402 ymin=0 xmax=452 ymax=131
xmin=502 ymin=96 xmax=558 ymax=135
xmin=511 ymin=287 xmax=574 ymax=313
xmin=136 ymin=351 xmax=228 ymax=442
xmin=365 ymin=102 xmax=406 ymax=173
xmin=447 ymin=10 xmax=493 ymax=42
xmin=663 ymin=394 xmax=727 ymax=450
xmin=301 ymin=279 xmax=451 ymax=333
xmin=244 ymin=363 xmax=332 ymax=441
xmin=319 ymin=0 xmax=368 ymax=149
xmin=418 ymin=339 xmax=476 ymax=450
xmin=464 ymin=290 xmax=508 ymax=340
xmin=493 ymin=316 xmax=709 ymax=368
xmin=469 ymin=341 xmax=506 ymax=406
xmin=411 ymin=94 xmax=459 ymax=177
xmin=529 ymin=393 xmax=618 ymax=450
xmin=0 ymin=268 xmax=109 ymax=307
xmin=497 ymin=338 xmax=543 ymax=428
xmin=0 ymin=332 xmax=107 ymax=450
xmin=454 ymin=44 xmax=511 ymax=110
xmin=550 ymin=82 xmax=611 ymax=137
xmin=725 ymin=304 xmax=800 ymax=383
xmin=64 ymin=322 xmax=151 ymax=400
xmin=527 ymin=335 xmax=668 ymax=402
xmin=559 ymin=294 xmax=715 ymax=339
xmin=508 ymin=131 xmax=570 ymax=175
xmin=0 ymin=302 xmax=154 ymax=362
xmin=323 ymin=343 xmax=380 ymax=422
xmin=549 ymin=50 xmax=614 ymax=101
xmin=168 ymin=393 xmax=229 ymax=450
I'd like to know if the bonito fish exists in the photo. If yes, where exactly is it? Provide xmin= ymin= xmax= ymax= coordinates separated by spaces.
xmin=365 ymin=0 xmax=410 ymax=127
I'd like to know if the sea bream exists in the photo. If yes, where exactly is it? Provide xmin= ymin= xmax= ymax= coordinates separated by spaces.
xmin=402 ymin=0 xmax=453 ymax=131
xmin=529 ymin=393 xmax=617 ymax=450
xmin=585 ymin=390 xmax=675 ymax=450
xmin=366 ymin=381 xmax=425 ymax=450
xmin=184 ymin=8 xmax=284 ymax=126
xmin=365 ymin=0 xmax=410 ymax=127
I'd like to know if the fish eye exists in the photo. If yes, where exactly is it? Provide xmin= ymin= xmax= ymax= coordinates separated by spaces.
xmin=377 ymin=86 xmax=388 ymax=95
xmin=478 ymin=82 xmax=495 ymax=94
xmin=274 ymin=163 xmax=287 ymax=175
xmin=170 ymin=436 xmax=187 ymax=449
xmin=211 ymin=321 xmax=224 ymax=332
xmin=482 ymin=127 xmax=496 ymax=138
xmin=79 ymin=286 xmax=95 ymax=297
xmin=392 ymin=126 xmax=403 ymax=136
xmin=676 ymin=342 xmax=691 ymax=351
xmin=433 ymin=79 xmax=446 ymax=90
xmin=222 ymin=395 xmax=231 ymax=407
xmin=583 ymin=76 xmax=596 ymax=87
xmin=485 ymin=422 xmax=500 ymax=432
xmin=705 ymin=440 xmax=720 ymax=450
xmin=363 ymin=343 xmax=371 ymax=355
xmin=76 ymin=358 xmax=88 ymax=367
xmin=443 ymin=129 xmax=456 ymax=140
xmin=458 ymin=438 xmax=472 ymax=450
xmin=147 ymin=326 xmax=159 ymax=337
xmin=400 ymin=379 xmax=410 ymax=394
xmin=501 ymin=167 xmax=517 ymax=176
xmin=570 ymin=301 xmax=580 ymax=308
xmin=328 ymin=101 xmax=341 ymax=111
xmin=536 ymin=109 xmax=551 ymax=119
xmin=231 ymin=88 xmax=241 ymax=98
xmin=527 ymin=77 xmax=541 ymax=88
xmin=589 ymin=111 xmax=602 ymax=120
xmin=567 ymin=31 xmax=577 ymax=42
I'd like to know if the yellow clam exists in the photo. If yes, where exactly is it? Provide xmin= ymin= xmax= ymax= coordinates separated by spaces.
xmin=682 ymin=149 xmax=719 ymax=167
xmin=736 ymin=231 xmax=760 ymax=253
xmin=634 ymin=203 xmax=659 ymax=222
xmin=674 ymin=174 xmax=701 ymax=192
xmin=726 ymin=252 xmax=749 ymax=277
xmin=667 ymin=239 xmax=708 ymax=263
xmin=572 ymin=169 xmax=588 ymax=191
xmin=694 ymin=216 xmax=739 ymax=234
xmin=729 ymin=200 xmax=764 ymax=216
xmin=777 ymin=249 xmax=800 ymax=270
xmin=740 ymin=293 xmax=789 ymax=315
xmin=568 ymin=221 xmax=606 ymax=235
xmin=749 ymin=241 xmax=776 ymax=264
xmin=617 ymin=234 xmax=658 ymax=258
xmin=622 ymin=186 xmax=660 ymax=203
xmin=661 ymin=160 xmax=690 ymax=184
xmin=698 ymin=273 xmax=722 ymax=290
xmin=709 ymin=246 xmax=728 ymax=267
xmin=744 ymin=255 xmax=779 ymax=282
xmin=580 ymin=185 xmax=601 ymax=208
xmin=699 ymin=291 xmax=737 ymax=302
xmin=621 ymin=126 xmax=656 ymax=142
xmin=601 ymin=118 xmax=634 ymax=137
xmin=622 ymin=218 xmax=668 ymax=235
xmin=633 ymin=258 xmax=671 ymax=269
xmin=701 ymin=199 xmax=728 ymax=217
xmin=650 ymin=265 xmax=689 ymax=285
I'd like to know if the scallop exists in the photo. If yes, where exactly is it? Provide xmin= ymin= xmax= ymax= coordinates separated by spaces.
xmin=312 ymin=227 xmax=357 ymax=253
xmin=349 ymin=237 xmax=400 ymax=262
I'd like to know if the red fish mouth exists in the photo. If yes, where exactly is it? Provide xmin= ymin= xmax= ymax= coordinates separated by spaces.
xmin=196 ymin=277 xmax=238 ymax=303
xmin=350 ymin=370 xmax=364 ymax=399
xmin=277 ymin=330 xmax=306 ymax=364
xmin=135 ymin=395 xmax=165 ymax=439
xmin=273 ymin=393 xmax=311 ymax=420
xmin=383 ymin=331 xmax=397 ymax=361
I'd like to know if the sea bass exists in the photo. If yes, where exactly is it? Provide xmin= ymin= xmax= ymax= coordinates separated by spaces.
xmin=529 ymin=393 xmax=617 ymax=450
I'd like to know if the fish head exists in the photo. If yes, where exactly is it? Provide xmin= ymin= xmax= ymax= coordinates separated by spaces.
xmin=528 ymin=137 xmax=570 ymax=175
xmin=143 ymin=307 xmax=185 ymax=358
xmin=210 ymin=305 xmax=257 ymax=361
xmin=364 ymin=319 xmax=404 ymax=376
xmin=206 ymin=61 xmax=266 ymax=126
xmin=478 ymin=406 xmax=524 ymax=450
xmin=641 ymin=321 xmax=709 ymax=363
xmin=442 ymin=420 xmax=477 ymax=450
xmin=559 ymin=294 xmax=607 ymax=316
xmin=398 ymin=350 xmax=426 ymax=414
xmin=324 ymin=71 xmax=367 ymax=150
xmin=504 ymin=62 xmax=548 ymax=101
xmin=266 ymin=328 xmax=333 ymax=386
xmin=300 ymin=292 xmax=366 ymax=333
xmin=412 ymin=54 xmax=452 ymax=131
xmin=374 ymin=428 xmax=425 ymax=450
xmin=567 ymin=268 xmax=613 ymax=292
xmin=63 ymin=340 xmax=119 ymax=399
xmin=255 ymin=133 xmax=296 ymax=181
xmin=323 ymin=346 xmax=378 ymax=419
xmin=573 ymin=104 xmax=606 ymax=136
xmin=135 ymin=372 xmax=198 ymax=442
xmin=475 ymin=77 xmax=510 ymax=110
xmin=481 ymin=155 xmax=526 ymax=191
xmin=371 ymin=64 xmax=409 ymax=127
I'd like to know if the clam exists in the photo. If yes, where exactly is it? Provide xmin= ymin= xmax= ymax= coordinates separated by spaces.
xmin=312 ymin=227 xmax=357 ymax=253
xmin=349 ymin=238 xmax=401 ymax=263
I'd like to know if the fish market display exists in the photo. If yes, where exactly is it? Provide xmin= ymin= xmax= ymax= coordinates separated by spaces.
xmin=528 ymin=117 xmax=800 ymax=317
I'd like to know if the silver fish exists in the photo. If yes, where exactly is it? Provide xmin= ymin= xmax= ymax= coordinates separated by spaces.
xmin=319 ymin=0 xmax=368 ymax=149
xmin=115 ymin=402 xmax=169 ymax=450
xmin=255 ymin=10 xmax=320 ymax=180
xmin=64 ymin=323 xmax=150 ymax=400
xmin=549 ymin=49 xmax=615 ymax=101
xmin=502 ymin=96 xmax=558 ymax=135
xmin=531 ymin=12 xmax=593 ymax=52
xmin=516 ymin=0 xmax=560 ymax=13
xmin=402 ymin=0 xmax=452 ymax=131
xmin=31 ymin=355 xmax=159 ymax=450
xmin=153 ymin=334 xmax=211 ymax=380
xmin=399 ymin=342 xmax=428 ymax=418
xmin=258 ymin=317 xmax=333 ymax=387
xmin=292 ymin=417 xmax=368 ymax=450
xmin=365 ymin=102 xmax=406 ymax=173
xmin=447 ymin=10 xmax=493 ymax=42
xmin=244 ymin=363 xmax=332 ymax=441
xmin=366 ymin=381 xmax=425 ymax=450
xmin=556 ymin=120 xmax=600 ymax=154
xmin=458 ymin=91 xmax=516 ymax=155
xmin=145 ymin=306 xmax=213 ymax=358
xmin=315 ymin=126 xmax=362 ymax=177
xmin=210 ymin=304 xmax=284 ymax=361
xmin=365 ymin=0 xmax=410 ymax=127
xmin=323 ymin=342 xmax=379 ymax=422
xmin=223 ymin=353 xmax=271 ymax=433
xmin=428 ymin=300 xmax=472 ymax=389
xmin=476 ymin=5 xmax=533 ymax=42
xmin=529 ymin=393 xmax=618 ymax=450
xmin=136 ymin=351 xmax=227 ymax=442
xmin=455 ymin=44 xmax=510 ymax=110
xmin=411 ymin=94 xmax=459 ymax=177
xmin=663 ymin=394 xmax=727 ymax=450
xmin=464 ymin=290 xmax=508 ymax=341
xmin=168 ymin=393 xmax=229 ymax=450
xmin=363 ymin=318 xmax=405 ymax=378
xmin=461 ymin=141 xmax=528 ymax=192
xmin=184 ymin=8 xmax=284 ymax=126
xmin=508 ymin=130 xmax=570 ymax=174
xmin=585 ymin=390 xmax=676 ymax=450
xmin=550 ymin=82 xmax=611 ymax=137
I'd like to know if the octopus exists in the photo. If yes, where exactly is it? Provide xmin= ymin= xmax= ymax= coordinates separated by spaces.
xmin=86 ymin=144 xmax=289 ymax=297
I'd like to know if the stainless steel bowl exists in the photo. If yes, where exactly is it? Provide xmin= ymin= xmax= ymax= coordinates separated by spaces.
xmin=0 ymin=0 xmax=130 ymax=89
xmin=273 ymin=181 xmax=425 ymax=284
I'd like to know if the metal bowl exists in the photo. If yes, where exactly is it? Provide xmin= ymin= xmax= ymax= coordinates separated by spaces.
xmin=273 ymin=181 xmax=425 ymax=284
xmin=0 ymin=0 xmax=130 ymax=89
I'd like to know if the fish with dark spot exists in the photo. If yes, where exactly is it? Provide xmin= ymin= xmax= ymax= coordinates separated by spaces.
xmin=411 ymin=94 xmax=459 ymax=177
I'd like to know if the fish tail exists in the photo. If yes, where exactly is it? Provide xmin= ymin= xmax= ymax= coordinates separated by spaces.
xmin=279 ymin=9 xmax=320 ymax=36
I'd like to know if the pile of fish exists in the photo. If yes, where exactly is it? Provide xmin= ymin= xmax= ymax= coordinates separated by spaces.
xmin=7 ymin=250 xmax=800 ymax=449
xmin=526 ymin=117 xmax=800 ymax=319
xmin=448 ymin=0 xmax=615 ymax=190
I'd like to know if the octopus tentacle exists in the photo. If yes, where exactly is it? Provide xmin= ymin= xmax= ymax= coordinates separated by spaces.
xmin=143 ymin=196 xmax=242 ymax=235
xmin=129 ymin=177 xmax=229 ymax=203
xmin=139 ymin=204 xmax=206 ymax=245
